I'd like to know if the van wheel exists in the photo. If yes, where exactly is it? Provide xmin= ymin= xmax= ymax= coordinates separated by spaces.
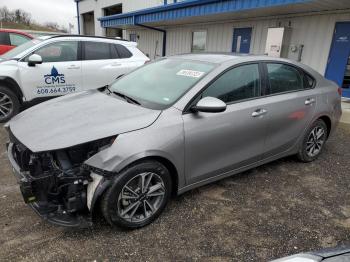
xmin=297 ymin=119 xmax=328 ymax=162
xmin=0 ymin=86 xmax=20 ymax=123
xmin=101 ymin=160 xmax=172 ymax=229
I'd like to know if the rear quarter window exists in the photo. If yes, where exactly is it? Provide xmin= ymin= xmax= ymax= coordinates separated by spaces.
xmin=0 ymin=32 xmax=10 ymax=45
xmin=304 ymin=73 xmax=316 ymax=89
xmin=9 ymin=33 xmax=30 ymax=46
xmin=115 ymin=44 xmax=132 ymax=58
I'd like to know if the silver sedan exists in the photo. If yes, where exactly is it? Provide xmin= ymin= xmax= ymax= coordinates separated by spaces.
xmin=6 ymin=54 xmax=342 ymax=228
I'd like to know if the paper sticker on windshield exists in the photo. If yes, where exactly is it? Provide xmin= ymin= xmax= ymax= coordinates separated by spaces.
xmin=176 ymin=69 xmax=204 ymax=78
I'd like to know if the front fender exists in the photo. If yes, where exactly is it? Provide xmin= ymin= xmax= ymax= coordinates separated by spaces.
xmin=84 ymin=107 xmax=186 ymax=189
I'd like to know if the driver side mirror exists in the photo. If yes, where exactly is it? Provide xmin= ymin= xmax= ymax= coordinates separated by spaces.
xmin=191 ymin=97 xmax=227 ymax=113
xmin=28 ymin=54 xmax=42 ymax=67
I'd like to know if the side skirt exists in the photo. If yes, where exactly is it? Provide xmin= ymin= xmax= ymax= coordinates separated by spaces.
xmin=177 ymin=147 xmax=297 ymax=195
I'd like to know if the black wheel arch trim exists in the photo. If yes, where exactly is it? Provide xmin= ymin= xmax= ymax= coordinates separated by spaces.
xmin=90 ymin=177 xmax=112 ymax=218
xmin=0 ymin=76 xmax=24 ymax=103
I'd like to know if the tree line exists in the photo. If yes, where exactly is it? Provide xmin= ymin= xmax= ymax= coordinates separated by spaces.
xmin=0 ymin=6 xmax=68 ymax=32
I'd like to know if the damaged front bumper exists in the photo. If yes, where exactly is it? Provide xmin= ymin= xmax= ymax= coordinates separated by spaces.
xmin=7 ymin=142 xmax=95 ymax=228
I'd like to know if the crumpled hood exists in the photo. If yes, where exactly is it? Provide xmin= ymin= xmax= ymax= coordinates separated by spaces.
xmin=9 ymin=90 xmax=161 ymax=152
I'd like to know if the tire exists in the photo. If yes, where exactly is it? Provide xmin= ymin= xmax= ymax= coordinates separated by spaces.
xmin=0 ymin=86 xmax=20 ymax=123
xmin=297 ymin=119 xmax=328 ymax=162
xmin=101 ymin=160 xmax=172 ymax=229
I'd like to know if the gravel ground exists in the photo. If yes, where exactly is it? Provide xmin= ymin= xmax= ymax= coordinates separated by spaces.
xmin=0 ymin=123 xmax=350 ymax=261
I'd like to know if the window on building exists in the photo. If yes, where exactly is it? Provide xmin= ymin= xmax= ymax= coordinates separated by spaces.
xmin=202 ymin=64 xmax=260 ymax=103
xmin=191 ymin=31 xmax=207 ymax=53
xmin=266 ymin=63 xmax=304 ymax=94
xmin=30 ymin=41 xmax=78 ymax=63
xmin=104 ymin=4 xmax=123 ymax=38
xmin=129 ymin=33 xmax=137 ymax=42
xmin=9 ymin=33 xmax=30 ymax=46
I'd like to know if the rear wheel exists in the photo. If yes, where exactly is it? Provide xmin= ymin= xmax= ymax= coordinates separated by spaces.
xmin=101 ymin=160 xmax=172 ymax=228
xmin=0 ymin=86 xmax=20 ymax=123
xmin=297 ymin=119 xmax=328 ymax=162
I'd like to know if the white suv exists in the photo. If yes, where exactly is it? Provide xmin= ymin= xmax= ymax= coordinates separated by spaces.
xmin=0 ymin=35 xmax=149 ymax=122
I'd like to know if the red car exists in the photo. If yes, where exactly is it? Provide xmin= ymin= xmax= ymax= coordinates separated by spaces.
xmin=0 ymin=29 xmax=33 ymax=55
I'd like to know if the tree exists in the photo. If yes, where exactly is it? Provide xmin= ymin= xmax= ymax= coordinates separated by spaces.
xmin=0 ymin=5 xmax=65 ymax=32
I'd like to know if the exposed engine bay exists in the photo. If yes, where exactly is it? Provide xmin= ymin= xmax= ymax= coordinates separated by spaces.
xmin=9 ymin=133 xmax=114 ymax=227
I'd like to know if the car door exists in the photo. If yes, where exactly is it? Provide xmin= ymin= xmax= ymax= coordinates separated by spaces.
xmin=182 ymin=63 xmax=269 ymax=184
xmin=81 ymin=41 xmax=135 ymax=90
xmin=261 ymin=62 xmax=317 ymax=158
xmin=17 ymin=40 xmax=82 ymax=101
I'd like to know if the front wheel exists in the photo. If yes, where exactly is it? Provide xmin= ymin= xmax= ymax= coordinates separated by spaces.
xmin=297 ymin=119 xmax=328 ymax=162
xmin=0 ymin=86 xmax=20 ymax=123
xmin=101 ymin=160 xmax=172 ymax=228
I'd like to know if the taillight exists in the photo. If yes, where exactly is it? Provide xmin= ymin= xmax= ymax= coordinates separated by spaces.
xmin=338 ymin=87 xmax=342 ymax=96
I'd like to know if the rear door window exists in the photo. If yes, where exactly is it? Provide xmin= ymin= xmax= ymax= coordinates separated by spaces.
xmin=84 ymin=41 xmax=112 ymax=60
xmin=266 ymin=63 xmax=304 ymax=94
xmin=83 ymin=41 xmax=132 ymax=60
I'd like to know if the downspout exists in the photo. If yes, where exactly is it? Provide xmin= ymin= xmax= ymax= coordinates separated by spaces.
xmin=74 ymin=0 xmax=81 ymax=35
xmin=135 ymin=23 xmax=166 ymax=57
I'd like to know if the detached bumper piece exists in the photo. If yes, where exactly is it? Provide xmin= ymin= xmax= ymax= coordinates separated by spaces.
xmin=29 ymin=202 xmax=92 ymax=228
xmin=7 ymin=141 xmax=93 ymax=228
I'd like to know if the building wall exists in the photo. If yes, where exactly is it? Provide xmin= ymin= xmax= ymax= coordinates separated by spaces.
xmin=126 ymin=29 xmax=163 ymax=59
xmin=128 ymin=11 xmax=350 ymax=75
xmin=78 ymin=0 xmax=188 ymax=36
xmin=78 ymin=0 xmax=171 ymax=36
xmin=78 ymin=0 xmax=350 ymax=76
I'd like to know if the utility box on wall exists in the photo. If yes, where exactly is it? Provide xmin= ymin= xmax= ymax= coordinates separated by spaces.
xmin=265 ymin=27 xmax=291 ymax=58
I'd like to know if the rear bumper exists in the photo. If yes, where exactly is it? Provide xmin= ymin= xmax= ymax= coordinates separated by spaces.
xmin=7 ymin=143 xmax=92 ymax=228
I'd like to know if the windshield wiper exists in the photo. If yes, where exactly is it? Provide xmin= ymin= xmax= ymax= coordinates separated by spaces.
xmin=112 ymin=91 xmax=141 ymax=105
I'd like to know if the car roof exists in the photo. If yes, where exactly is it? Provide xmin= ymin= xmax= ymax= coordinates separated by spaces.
xmin=171 ymin=53 xmax=294 ymax=64
xmin=171 ymin=53 xmax=242 ymax=63
xmin=170 ymin=53 xmax=323 ymax=79
xmin=41 ymin=34 xmax=136 ymax=46
xmin=0 ymin=29 xmax=33 ymax=38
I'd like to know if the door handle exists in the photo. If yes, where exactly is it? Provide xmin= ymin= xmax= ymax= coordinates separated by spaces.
xmin=305 ymin=98 xmax=316 ymax=105
xmin=111 ymin=63 xmax=121 ymax=67
xmin=252 ymin=109 xmax=267 ymax=117
xmin=67 ymin=65 xmax=80 ymax=69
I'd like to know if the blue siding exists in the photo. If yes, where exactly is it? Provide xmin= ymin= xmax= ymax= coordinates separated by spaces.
xmin=99 ymin=0 xmax=311 ymax=27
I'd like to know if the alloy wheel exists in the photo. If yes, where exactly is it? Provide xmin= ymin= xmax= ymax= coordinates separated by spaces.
xmin=0 ymin=92 xmax=13 ymax=121
xmin=306 ymin=126 xmax=326 ymax=157
xmin=117 ymin=172 xmax=166 ymax=223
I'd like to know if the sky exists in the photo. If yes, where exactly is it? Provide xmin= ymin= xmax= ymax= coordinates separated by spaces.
xmin=0 ymin=0 xmax=78 ymax=33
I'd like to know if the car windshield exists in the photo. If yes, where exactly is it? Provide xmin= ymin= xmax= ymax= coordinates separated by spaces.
xmin=0 ymin=38 xmax=43 ymax=60
xmin=110 ymin=58 xmax=215 ymax=109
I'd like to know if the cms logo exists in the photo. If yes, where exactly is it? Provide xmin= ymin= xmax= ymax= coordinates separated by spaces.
xmin=44 ymin=66 xmax=66 ymax=84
